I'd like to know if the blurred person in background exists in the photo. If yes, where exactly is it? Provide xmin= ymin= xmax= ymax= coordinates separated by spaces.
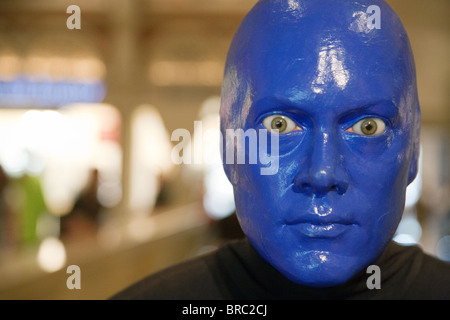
xmin=60 ymin=168 xmax=103 ymax=241
xmin=0 ymin=165 xmax=13 ymax=251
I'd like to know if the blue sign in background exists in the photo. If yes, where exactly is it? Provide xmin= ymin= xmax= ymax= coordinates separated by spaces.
xmin=0 ymin=77 xmax=106 ymax=108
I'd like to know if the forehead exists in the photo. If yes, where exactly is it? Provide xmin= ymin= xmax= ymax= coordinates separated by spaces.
xmin=226 ymin=0 xmax=414 ymax=112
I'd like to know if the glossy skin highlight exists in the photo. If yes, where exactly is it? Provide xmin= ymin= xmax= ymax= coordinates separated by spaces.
xmin=220 ymin=0 xmax=421 ymax=287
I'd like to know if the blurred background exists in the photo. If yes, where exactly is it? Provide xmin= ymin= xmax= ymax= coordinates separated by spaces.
xmin=0 ymin=0 xmax=448 ymax=299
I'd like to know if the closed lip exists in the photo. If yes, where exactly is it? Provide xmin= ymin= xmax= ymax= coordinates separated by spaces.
xmin=285 ymin=217 xmax=356 ymax=238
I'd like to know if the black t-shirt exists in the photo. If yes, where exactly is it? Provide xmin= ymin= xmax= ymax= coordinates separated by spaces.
xmin=110 ymin=238 xmax=450 ymax=300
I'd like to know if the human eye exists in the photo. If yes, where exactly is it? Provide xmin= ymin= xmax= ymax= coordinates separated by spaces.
xmin=346 ymin=117 xmax=386 ymax=136
xmin=262 ymin=114 xmax=301 ymax=134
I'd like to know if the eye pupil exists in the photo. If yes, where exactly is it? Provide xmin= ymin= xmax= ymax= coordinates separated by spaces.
xmin=361 ymin=119 xmax=377 ymax=135
xmin=263 ymin=114 xmax=299 ymax=134
xmin=271 ymin=117 xmax=287 ymax=132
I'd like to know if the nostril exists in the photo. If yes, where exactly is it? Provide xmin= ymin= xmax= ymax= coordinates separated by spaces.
xmin=293 ymin=168 xmax=349 ymax=195
xmin=293 ymin=180 xmax=346 ymax=196
xmin=293 ymin=182 xmax=311 ymax=193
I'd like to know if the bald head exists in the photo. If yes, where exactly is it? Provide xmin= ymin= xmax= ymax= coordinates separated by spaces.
xmin=219 ymin=0 xmax=422 ymax=287
xmin=221 ymin=0 xmax=419 ymax=132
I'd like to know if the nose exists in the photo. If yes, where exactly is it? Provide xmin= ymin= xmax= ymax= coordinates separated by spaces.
xmin=293 ymin=131 xmax=349 ymax=196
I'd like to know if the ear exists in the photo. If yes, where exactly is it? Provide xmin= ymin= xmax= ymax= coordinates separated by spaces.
xmin=222 ymin=162 xmax=238 ymax=187
xmin=407 ymin=109 xmax=421 ymax=185
xmin=407 ymin=141 xmax=421 ymax=185
xmin=219 ymin=122 xmax=239 ymax=187
xmin=223 ymin=162 xmax=232 ymax=183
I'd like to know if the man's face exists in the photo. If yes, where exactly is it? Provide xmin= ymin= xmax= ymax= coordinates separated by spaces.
xmin=221 ymin=0 xmax=420 ymax=287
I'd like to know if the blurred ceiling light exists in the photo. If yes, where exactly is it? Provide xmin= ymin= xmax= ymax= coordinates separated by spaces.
xmin=0 ymin=33 xmax=106 ymax=107
xmin=0 ymin=109 xmax=64 ymax=177
xmin=37 ymin=237 xmax=67 ymax=273
xmin=72 ymin=57 xmax=106 ymax=82
xmin=196 ymin=96 xmax=236 ymax=220
xmin=392 ymin=234 xmax=418 ymax=246
xmin=23 ymin=55 xmax=106 ymax=82
xmin=0 ymin=53 xmax=21 ymax=81
xmin=149 ymin=60 xmax=223 ymax=86
xmin=129 ymin=105 xmax=173 ymax=213
xmin=199 ymin=96 xmax=222 ymax=119
xmin=393 ymin=215 xmax=423 ymax=246
xmin=203 ymin=166 xmax=235 ymax=220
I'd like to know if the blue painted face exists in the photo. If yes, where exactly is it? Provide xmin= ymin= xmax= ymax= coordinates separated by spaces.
xmin=220 ymin=0 xmax=421 ymax=287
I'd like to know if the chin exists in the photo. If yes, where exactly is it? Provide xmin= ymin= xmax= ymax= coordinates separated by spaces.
xmin=270 ymin=249 xmax=373 ymax=288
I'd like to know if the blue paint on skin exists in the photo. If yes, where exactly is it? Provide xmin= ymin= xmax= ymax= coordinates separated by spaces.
xmin=220 ymin=0 xmax=421 ymax=287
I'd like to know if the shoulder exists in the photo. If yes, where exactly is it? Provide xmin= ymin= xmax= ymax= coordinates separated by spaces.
xmin=410 ymin=249 xmax=450 ymax=298
xmin=392 ymin=243 xmax=450 ymax=299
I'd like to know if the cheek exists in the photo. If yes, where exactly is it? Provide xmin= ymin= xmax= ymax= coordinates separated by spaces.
xmin=344 ymin=127 xmax=412 ymax=193
xmin=233 ymin=165 xmax=287 ymax=234
xmin=346 ymin=144 xmax=410 ymax=235
xmin=349 ymin=140 xmax=410 ymax=194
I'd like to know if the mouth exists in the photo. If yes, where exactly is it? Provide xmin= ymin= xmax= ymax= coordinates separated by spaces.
xmin=294 ymin=222 xmax=354 ymax=238
xmin=285 ymin=217 xmax=356 ymax=239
